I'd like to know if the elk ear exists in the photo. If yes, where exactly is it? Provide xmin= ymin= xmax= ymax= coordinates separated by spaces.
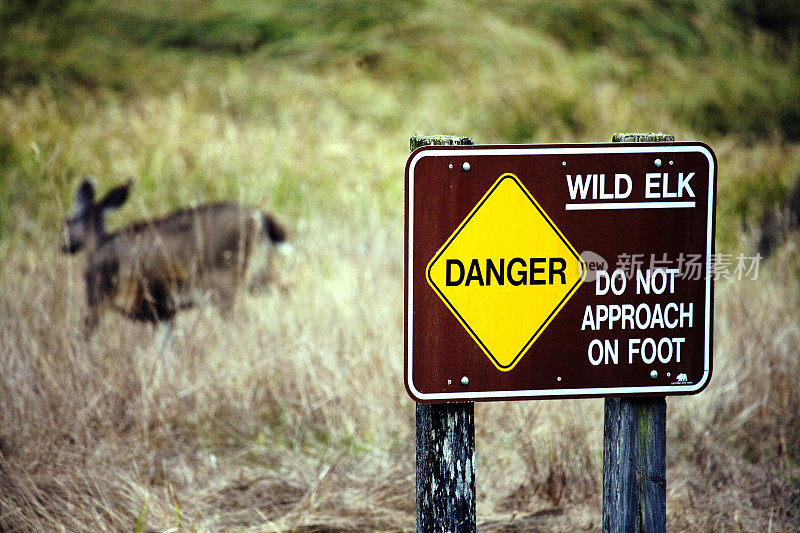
xmin=98 ymin=179 xmax=132 ymax=212
xmin=71 ymin=179 xmax=96 ymax=217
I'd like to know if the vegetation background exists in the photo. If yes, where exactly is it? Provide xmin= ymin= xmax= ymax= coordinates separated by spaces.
xmin=1 ymin=0 xmax=799 ymax=530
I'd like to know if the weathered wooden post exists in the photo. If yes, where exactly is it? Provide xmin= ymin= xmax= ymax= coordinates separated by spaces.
xmin=410 ymin=135 xmax=476 ymax=533
xmin=602 ymin=132 xmax=673 ymax=533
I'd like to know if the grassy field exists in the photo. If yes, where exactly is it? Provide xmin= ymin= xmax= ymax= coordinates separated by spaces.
xmin=1 ymin=0 xmax=799 ymax=530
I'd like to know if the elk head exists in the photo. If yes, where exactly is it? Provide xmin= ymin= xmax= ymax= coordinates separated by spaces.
xmin=63 ymin=178 xmax=132 ymax=255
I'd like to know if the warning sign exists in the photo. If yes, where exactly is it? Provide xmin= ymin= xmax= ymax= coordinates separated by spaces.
xmin=405 ymin=142 xmax=717 ymax=403
xmin=426 ymin=174 xmax=585 ymax=371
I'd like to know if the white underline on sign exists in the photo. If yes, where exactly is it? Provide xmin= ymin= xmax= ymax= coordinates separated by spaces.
xmin=564 ymin=201 xmax=696 ymax=210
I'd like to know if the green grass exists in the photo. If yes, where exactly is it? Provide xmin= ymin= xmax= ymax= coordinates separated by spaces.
xmin=1 ymin=0 xmax=799 ymax=530
xmin=1 ymin=0 xmax=799 ymax=246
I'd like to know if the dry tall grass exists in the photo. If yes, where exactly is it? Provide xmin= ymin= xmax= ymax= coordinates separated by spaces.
xmin=2 ymin=184 xmax=799 ymax=530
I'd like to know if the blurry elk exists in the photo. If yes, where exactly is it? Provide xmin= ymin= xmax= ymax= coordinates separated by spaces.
xmin=756 ymin=178 xmax=800 ymax=258
xmin=62 ymin=179 xmax=287 ymax=341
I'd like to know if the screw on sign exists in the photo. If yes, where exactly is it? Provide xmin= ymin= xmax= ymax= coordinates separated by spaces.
xmin=404 ymin=142 xmax=717 ymax=402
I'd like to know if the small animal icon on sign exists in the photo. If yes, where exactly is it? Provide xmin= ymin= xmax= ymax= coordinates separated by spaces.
xmin=676 ymin=373 xmax=688 ymax=383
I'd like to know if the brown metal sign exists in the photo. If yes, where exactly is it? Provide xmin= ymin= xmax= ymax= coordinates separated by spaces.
xmin=404 ymin=143 xmax=717 ymax=402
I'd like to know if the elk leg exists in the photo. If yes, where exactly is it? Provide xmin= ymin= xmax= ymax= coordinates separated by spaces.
xmin=83 ymin=270 xmax=104 ymax=339
xmin=209 ymin=270 xmax=241 ymax=320
xmin=156 ymin=320 xmax=175 ymax=365
xmin=82 ymin=310 xmax=99 ymax=339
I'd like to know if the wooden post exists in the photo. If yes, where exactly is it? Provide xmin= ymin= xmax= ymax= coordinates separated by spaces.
xmin=416 ymin=402 xmax=476 ymax=532
xmin=411 ymin=135 xmax=476 ymax=533
xmin=602 ymin=132 xmax=672 ymax=533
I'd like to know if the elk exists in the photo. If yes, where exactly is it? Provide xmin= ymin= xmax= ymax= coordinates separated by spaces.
xmin=62 ymin=179 xmax=287 ymax=338
xmin=756 ymin=178 xmax=800 ymax=258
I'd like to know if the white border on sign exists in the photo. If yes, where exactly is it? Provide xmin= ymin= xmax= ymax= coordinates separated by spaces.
xmin=406 ymin=144 xmax=716 ymax=402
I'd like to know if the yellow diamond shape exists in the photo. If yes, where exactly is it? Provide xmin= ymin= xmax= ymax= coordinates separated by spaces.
xmin=427 ymin=173 xmax=586 ymax=371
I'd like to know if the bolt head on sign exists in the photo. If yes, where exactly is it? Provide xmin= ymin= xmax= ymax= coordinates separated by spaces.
xmin=405 ymin=143 xmax=717 ymax=402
